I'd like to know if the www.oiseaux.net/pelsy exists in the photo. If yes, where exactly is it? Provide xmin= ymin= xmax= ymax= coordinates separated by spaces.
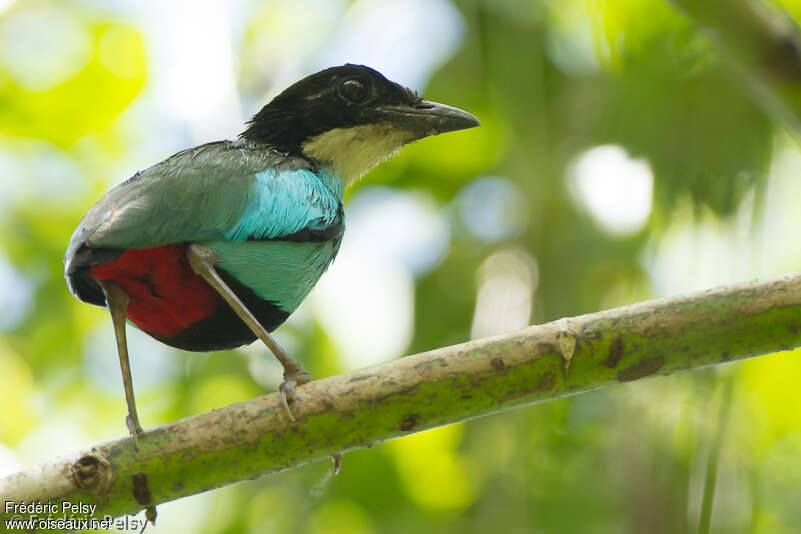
xmin=65 ymin=64 xmax=479 ymax=445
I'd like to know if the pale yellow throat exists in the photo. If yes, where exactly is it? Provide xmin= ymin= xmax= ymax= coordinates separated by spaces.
xmin=302 ymin=123 xmax=416 ymax=185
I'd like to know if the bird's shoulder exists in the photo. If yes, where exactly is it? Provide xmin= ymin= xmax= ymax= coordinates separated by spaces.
xmin=66 ymin=140 xmax=345 ymax=260
xmin=135 ymin=139 xmax=312 ymax=183
xmin=64 ymin=141 xmax=307 ymax=261
xmin=223 ymin=156 xmax=345 ymax=243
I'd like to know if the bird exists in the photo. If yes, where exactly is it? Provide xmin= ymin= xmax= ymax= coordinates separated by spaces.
xmin=64 ymin=64 xmax=480 ymax=447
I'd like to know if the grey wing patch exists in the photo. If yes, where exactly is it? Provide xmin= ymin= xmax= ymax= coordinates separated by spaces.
xmin=64 ymin=140 xmax=313 ymax=303
xmin=64 ymin=245 xmax=124 ymax=305
xmin=118 ymin=170 xmax=142 ymax=187
xmin=73 ymin=141 xmax=310 ymax=251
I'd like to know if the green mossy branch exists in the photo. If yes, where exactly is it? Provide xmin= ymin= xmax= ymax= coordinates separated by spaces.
xmin=3 ymin=273 xmax=801 ymax=532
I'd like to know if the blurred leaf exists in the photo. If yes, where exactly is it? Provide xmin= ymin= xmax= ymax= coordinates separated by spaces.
xmin=0 ymin=344 xmax=38 ymax=445
xmin=388 ymin=424 xmax=476 ymax=512
xmin=0 ymin=21 xmax=145 ymax=147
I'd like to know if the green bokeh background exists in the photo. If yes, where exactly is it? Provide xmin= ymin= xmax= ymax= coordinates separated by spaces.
xmin=2 ymin=0 xmax=801 ymax=533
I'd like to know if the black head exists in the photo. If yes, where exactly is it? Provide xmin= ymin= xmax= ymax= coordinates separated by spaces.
xmin=240 ymin=65 xmax=479 ymax=180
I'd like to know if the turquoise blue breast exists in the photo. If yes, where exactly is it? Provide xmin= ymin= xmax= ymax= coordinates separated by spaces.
xmin=224 ymin=167 xmax=343 ymax=241
xmin=202 ymin=167 xmax=344 ymax=313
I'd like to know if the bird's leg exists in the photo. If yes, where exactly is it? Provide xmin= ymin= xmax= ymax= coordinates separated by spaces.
xmin=99 ymin=280 xmax=144 ymax=449
xmin=186 ymin=243 xmax=311 ymax=421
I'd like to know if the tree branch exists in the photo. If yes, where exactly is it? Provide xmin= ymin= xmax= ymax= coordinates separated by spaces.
xmin=670 ymin=0 xmax=801 ymax=135
xmin=3 ymin=273 xmax=801 ymax=531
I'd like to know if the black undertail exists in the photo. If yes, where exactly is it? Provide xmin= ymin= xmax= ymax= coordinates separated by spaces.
xmin=66 ymin=245 xmax=125 ymax=306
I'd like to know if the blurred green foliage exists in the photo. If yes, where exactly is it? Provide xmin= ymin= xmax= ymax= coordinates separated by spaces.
xmin=2 ymin=0 xmax=801 ymax=533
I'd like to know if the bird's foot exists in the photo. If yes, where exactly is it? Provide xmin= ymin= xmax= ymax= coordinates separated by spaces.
xmin=278 ymin=369 xmax=312 ymax=422
xmin=126 ymin=414 xmax=144 ymax=450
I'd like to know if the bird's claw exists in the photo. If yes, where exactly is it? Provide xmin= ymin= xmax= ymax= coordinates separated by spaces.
xmin=278 ymin=370 xmax=311 ymax=422
xmin=278 ymin=388 xmax=295 ymax=422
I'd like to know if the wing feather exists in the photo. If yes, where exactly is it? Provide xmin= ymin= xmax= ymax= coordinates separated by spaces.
xmin=64 ymin=140 xmax=320 ymax=303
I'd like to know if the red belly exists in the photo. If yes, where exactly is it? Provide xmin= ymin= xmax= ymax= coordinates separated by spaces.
xmin=90 ymin=244 xmax=222 ymax=337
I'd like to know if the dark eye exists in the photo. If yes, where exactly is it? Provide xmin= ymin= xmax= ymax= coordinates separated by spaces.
xmin=339 ymin=79 xmax=368 ymax=103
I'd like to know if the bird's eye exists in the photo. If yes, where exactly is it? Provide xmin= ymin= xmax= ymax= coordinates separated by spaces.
xmin=339 ymin=79 xmax=368 ymax=103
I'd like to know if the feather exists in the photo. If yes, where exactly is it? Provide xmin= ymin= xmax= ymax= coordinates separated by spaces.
xmin=65 ymin=140 xmax=345 ymax=313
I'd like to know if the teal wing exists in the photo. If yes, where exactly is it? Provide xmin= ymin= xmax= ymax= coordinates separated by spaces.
xmin=68 ymin=141 xmax=303 ymax=254
xmin=65 ymin=140 xmax=344 ymax=309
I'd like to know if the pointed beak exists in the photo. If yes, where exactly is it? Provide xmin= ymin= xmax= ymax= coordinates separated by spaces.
xmin=376 ymin=100 xmax=480 ymax=138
